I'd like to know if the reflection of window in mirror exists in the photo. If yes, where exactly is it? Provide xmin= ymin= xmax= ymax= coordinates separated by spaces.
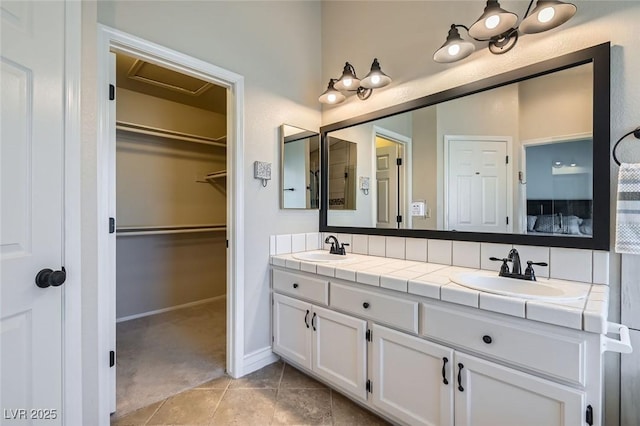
xmin=328 ymin=137 xmax=357 ymax=210
xmin=281 ymin=124 xmax=319 ymax=209
xmin=523 ymin=137 xmax=593 ymax=237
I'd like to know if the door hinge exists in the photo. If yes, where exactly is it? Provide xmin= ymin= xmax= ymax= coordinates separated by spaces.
xmin=109 ymin=350 xmax=115 ymax=367
xmin=366 ymin=379 xmax=372 ymax=393
xmin=366 ymin=329 xmax=372 ymax=342
xmin=506 ymin=216 xmax=509 ymax=225
xmin=505 ymin=155 xmax=509 ymax=164
xmin=396 ymin=215 xmax=403 ymax=223
xmin=226 ymin=239 xmax=229 ymax=248
xmin=109 ymin=84 xmax=115 ymax=101
xmin=396 ymin=158 xmax=402 ymax=166
xmin=272 ymin=335 xmax=274 ymax=343
xmin=109 ymin=217 xmax=115 ymax=234
xmin=586 ymin=405 xmax=593 ymax=426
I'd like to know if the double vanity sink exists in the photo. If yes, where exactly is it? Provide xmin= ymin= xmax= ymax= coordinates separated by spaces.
xmin=273 ymin=247 xmax=631 ymax=426
xmin=292 ymin=251 xmax=587 ymax=302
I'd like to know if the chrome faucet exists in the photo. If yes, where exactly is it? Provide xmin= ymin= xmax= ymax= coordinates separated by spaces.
xmin=507 ymin=249 xmax=522 ymax=275
xmin=490 ymin=248 xmax=547 ymax=281
xmin=324 ymin=235 xmax=349 ymax=255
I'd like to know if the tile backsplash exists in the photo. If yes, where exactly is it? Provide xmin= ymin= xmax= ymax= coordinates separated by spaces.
xmin=270 ymin=233 xmax=610 ymax=285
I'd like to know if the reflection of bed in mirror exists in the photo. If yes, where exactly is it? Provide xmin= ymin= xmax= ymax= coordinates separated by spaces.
xmin=525 ymin=199 xmax=593 ymax=237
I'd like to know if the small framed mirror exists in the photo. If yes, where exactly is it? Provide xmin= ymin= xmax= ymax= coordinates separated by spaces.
xmin=281 ymin=124 xmax=320 ymax=209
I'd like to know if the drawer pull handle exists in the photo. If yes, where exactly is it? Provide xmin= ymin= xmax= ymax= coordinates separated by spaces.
xmin=457 ymin=363 xmax=464 ymax=392
xmin=442 ymin=357 xmax=449 ymax=385
xmin=304 ymin=310 xmax=310 ymax=328
xmin=293 ymin=283 xmax=299 ymax=289
xmin=363 ymin=302 xmax=370 ymax=309
xmin=482 ymin=335 xmax=492 ymax=344
xmin=312 ymin=312 xmax=317 ymax=331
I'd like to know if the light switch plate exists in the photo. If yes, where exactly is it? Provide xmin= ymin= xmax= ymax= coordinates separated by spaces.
xmin=254 ymin=161 xmax=271 ymax=180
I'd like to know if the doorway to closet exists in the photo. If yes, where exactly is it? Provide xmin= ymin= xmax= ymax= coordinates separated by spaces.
xmin=112 ymin=51 xmax=229 ymax=417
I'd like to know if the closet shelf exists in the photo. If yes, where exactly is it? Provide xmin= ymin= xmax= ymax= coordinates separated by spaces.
xmin=196 ymin=170 xmax=227 ymax=185
xmin=116 ymin=121 xmax=227 ymax=148
xmin=116 ymin=224 xmax=226 ymax=237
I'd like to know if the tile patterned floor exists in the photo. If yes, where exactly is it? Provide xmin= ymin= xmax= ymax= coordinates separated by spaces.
xmin=111 ymin=361 xmax=391 ymax=425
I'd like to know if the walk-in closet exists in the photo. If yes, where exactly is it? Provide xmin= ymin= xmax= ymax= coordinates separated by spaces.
xmin=112 ymin=52 xmax=228 ymax=417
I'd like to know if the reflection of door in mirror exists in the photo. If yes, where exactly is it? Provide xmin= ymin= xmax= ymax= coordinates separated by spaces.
xmin=444 ymin=136 xmax=511 ymax=233
xmin=281 ymin=124 xmax=319 ymax=209
xmin=522 ymin=136 xmax=593 ymax=237
xmin=328 ymin=137 xmax=357 ymax=210
xmin=376 ymin=136 xmax=405 ymax=229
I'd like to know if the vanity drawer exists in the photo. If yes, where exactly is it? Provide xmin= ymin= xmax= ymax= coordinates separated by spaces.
xmin=330 ymin=283 xmax=419 ymax=333
xmin=421 ymin=303 xmax=586 ymax=385
xmin=272 ymin=269 xmax=329 ymax=306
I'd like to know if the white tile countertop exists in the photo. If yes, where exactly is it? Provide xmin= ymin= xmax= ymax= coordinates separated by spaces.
xmin=270 ymin=250 xmax=610 ymax=334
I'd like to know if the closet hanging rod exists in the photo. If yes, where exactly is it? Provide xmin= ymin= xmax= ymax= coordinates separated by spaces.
xmin=116 ymin=224 xmax=226 ymax=237
xmin=116 ymin=121 xmax=227 ymax=148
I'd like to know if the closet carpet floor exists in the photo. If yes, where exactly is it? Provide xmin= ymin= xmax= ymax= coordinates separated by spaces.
xmin=115 ymin=298 xmax=227 ymax=417
xmin=111 ymin=361 xmax=391 ymax=425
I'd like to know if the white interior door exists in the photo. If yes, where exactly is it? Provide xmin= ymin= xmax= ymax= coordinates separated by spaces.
xmin=446 ymin=138 xmax=509 ymax=233
xmin=376 ymin=145 xmax=399 ymax=228
xmin=1 ymin=1 xmax=66 ymax=422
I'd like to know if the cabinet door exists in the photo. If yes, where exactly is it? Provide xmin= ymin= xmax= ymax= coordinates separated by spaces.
xmin=312 ymin=305 xmax=367 ymax=401
xmin=371 ymin=324 xmax=454 ymax=426
xmin=273 ymin=293 xmax=312 ymax=370
xmin=455 ymin=352 xmax=585 ymax=426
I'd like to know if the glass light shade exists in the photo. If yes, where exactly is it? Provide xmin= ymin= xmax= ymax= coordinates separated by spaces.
xmin=433 ymin=26 xmax=475 ymax=63
xmin=360 ymin=59 xmax=392 ymax=89
xmin=318 ymin=80 xmax=346 ymax=104
xmin=468 ymin=0 xmax=518 ymax=39
xmin=334 ymin=62 xmax=361 ymax=91
xmin=520 ymin=1 xmax=576 ymax=34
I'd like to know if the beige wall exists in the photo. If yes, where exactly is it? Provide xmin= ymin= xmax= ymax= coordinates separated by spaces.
xmin=115 ymin=89 xmax=227 ymax=318
xmin=519 ymin=64 xmax=592 ymax=141
xmin=411 ymin=106 xmax=437 ymax=229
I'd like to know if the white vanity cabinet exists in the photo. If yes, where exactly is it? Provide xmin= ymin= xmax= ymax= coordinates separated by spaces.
xmin=272 ymin=292 xmax=368 ymax=401
xmin=271 ymin=266 xmax=616 ymax=426
xmin=454 ymin=352 xmax=585 ymax=426
xmin=370 ymin=324 xmax=454 ymax=426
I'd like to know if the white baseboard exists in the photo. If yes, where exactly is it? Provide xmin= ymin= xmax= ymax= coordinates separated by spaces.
xmin=116 ymin=294 xmax=226 ymax=323
xmin=242 ymin=346 xmax=280 ymax=376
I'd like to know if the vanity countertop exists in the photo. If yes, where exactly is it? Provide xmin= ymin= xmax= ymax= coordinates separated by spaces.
xmin=270 ymin=250 xmax=609 ymax=334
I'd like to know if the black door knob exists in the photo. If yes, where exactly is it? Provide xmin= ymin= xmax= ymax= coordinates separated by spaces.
xmin=35 ymin=267 xmax=66 ymax=288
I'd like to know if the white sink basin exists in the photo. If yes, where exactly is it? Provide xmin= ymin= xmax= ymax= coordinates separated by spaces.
xmin=450 ymin=271 xmax=588 ymax=301
xmin=292 ymin=251 xmax=353 ymax=263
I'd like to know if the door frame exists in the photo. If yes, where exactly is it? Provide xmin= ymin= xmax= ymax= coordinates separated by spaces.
xmin=96 ymin=25 xmax=245 ymax=414
xmin=442 ymin=135 xmax=513 ymax=233
xmin=63 ymin=1 xmax=83 ymax=424
xmin=519 ymin=132 xmax=592 ymax=233
xmin=372 ymin=126 xmax=412 ymax=229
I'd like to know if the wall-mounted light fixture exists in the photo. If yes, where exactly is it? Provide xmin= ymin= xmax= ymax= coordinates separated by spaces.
xmin=433 ymin=0 xmax=577 ymax=63
xmin=319 ymin=58 xmax=391 ymax=105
